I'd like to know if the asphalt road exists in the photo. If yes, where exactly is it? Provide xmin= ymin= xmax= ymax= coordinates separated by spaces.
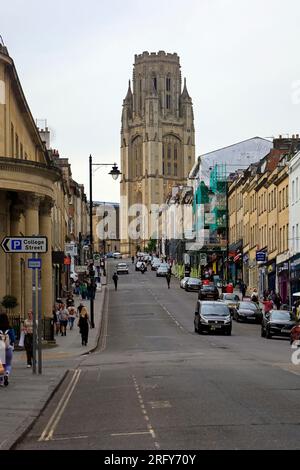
xmin=16 ymin=260 xmax=300 ymax=450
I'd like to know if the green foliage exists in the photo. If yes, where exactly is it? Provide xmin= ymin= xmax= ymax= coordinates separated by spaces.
xmin=145 ymin=238 xmax=157 ymax=253
xmin=2 ymin=295 xmax=18 ymax=310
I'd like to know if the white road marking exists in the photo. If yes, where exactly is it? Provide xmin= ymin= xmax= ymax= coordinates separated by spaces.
xmin=132 ymin=376 xmax=160 ymax=449
xmin=38 ymin=369 xmax=82 ymax=442
xmin=148 ymin=401 xmax=172 ymax=409
xmin=111 ymin=431 xmax=151 ymax=437
xmin=50 ymin=436 xmax=88 ymax=442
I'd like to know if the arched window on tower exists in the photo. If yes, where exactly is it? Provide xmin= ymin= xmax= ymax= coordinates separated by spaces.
xmin=132 ymin=136 xmax=143 ymax=178
xmin=166 ymin=76 xmax=171 ymax=110
xmin=162 ymin=135 xmax=182 ymax=177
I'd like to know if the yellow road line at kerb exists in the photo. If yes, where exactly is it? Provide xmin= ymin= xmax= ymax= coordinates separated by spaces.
xmin=38 ymin=369 xmax=82 ymax=442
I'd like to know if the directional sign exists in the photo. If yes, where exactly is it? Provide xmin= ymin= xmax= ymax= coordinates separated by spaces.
xmin=1 ymin=237 xmax=48 ymax=254
xmin=28 ymin=258 xmax=42 ymax=270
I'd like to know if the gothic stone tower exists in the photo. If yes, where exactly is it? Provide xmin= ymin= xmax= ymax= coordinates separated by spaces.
xmin=120 ymin=51 xmax=195 ymax=255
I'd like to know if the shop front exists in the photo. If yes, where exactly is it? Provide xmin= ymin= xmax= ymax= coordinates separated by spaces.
xmin=276 ymin=252 xmax=290 ymax=305
xmin=243 ymin=253 xmax=249 ymax=286
xmin=267 ymin=261 xmax=277 ymax=293
xmin=290 ymin=254 xmax=300 ymax=302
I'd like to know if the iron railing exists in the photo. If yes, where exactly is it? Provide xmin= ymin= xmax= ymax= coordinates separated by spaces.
xmin=9 ymin=317 xmax=54 ymax=342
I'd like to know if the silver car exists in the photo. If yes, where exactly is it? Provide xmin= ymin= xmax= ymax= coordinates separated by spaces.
xmin=117 ymin=263 xmax=129 ymax=274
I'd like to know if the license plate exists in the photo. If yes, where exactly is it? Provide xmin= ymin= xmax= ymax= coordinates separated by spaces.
xmin=247 ymin=316 xmax=255 ymax=320
xmin=211 ymin=325 xmax=222 ymax=330
xmin=281 ymin=328 xmax=290 ymax=333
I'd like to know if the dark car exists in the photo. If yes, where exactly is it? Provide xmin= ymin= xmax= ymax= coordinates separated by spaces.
xmin=198 ymin=284 xmax=219 ymax=301
xmin=261 ymin=310 xmax=296 ymax=339
xmin=234 ymin=301 xmax=263 ymax=324
xmin=194 ymin=301 xmax=232 ymax=335
xmin=185 ymin=278 xmax=202 ymax=292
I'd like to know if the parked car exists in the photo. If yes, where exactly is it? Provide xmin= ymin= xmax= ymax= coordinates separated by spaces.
xmin=180 ymin=277 xmax=190 ymax=289
xmin=185 ymin=278 xmax=202 ymax=292
xmin=233 ymin=301 xmax=263 ymax=323
xmin=136 ymin=261 xmax=147 ymax=272
xmin=106 ymin=252 xmax=114 ymax=258
xmin=194 ymin=301 xmax=232 ymax=335
xmin=219 ymin=293 xmax=240 ymax=315
xmin=156 ymin=265 xmax=169 ymax=277
xmin=198 ymin=284 xmax=219 ymax=301
xmin=113 ymin=252 xmax=122 ymax=259
xmin=290 ymin=323 xmax=300 ymax=345
xmin=261 ymin=310 xmax=296 ymax=339
xmin=117 ymin=263 xmax=129 ymax=274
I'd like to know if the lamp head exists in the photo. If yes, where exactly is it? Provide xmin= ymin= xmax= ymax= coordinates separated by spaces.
xmin=109 ymin=164 xmax=122 ymax=181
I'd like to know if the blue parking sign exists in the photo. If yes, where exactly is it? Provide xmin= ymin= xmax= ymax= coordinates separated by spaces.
xmin=11 ymin=240 xmax=22 ymax=251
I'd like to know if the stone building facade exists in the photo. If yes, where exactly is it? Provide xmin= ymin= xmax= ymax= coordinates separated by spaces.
xmin=0 ymin=43 xmax=60 ymax=317
xmin=120 ymin=51 xmax=195 ymax=255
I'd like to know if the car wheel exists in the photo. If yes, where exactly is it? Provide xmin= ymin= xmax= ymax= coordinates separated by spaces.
xmin=226 ymin=329 xmax=232 ymax=336
xmin=266 ymin=329 xmax=272 ymax=339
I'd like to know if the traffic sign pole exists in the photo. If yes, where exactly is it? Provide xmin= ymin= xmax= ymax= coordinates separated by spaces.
xmin=38 ymin=267 xmax=42 ymax=375
xmin=32 ymin=253 xmax=37 ymax=375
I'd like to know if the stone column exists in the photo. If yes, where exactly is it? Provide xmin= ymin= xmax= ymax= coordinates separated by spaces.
xmin=10 ymin=203 xmax=23 ymax=315
xmin=24 ymin=194 xmax=40 ymax=315
xmin=39 ymin=197 xmax=54 ymax=319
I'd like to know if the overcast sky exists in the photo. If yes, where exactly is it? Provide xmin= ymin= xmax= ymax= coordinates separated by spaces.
xmin=1 ymin=0 xmax=300 ymax=201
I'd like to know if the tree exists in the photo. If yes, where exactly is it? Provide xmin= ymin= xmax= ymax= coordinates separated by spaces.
xmin=1 ymin=295 xmax=18 ymax=314
xmin=145 ymin=238 xmax=157 ymax=254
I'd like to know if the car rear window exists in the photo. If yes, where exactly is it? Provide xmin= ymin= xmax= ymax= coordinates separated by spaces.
xmin=271 ymin=311 xmax=295 ymax=321
xmin=201 ymin=304 xmax=230 ymax=316
xmin=239 ymin=302 xmax=257 ymax=310
xmin=202 ymin=286 xmax=217 ymax=291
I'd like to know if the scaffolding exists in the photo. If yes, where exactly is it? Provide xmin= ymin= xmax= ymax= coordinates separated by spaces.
xmin=210 ymin=164 xmax=227 ymax=231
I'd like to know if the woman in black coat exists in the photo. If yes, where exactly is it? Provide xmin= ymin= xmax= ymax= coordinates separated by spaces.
xmin=78 ymin=307 xmax=89 ymax=346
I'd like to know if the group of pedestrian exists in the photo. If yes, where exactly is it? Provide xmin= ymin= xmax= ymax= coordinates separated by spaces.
xmin=73 ymin=280 xmax=96 ymax=301
xmin=52 ymin=296 xmax=91 ymax=346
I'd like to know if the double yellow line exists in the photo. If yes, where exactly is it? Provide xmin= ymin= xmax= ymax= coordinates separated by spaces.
xmin=39 ymin=369 xmax=82 ymax=442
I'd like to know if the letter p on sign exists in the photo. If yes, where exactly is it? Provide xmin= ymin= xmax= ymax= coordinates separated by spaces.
xmin=12 ymin=240 xmax=22 ymax=251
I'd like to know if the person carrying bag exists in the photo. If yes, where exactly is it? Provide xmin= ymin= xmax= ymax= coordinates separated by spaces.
xmin=0 ymin=313 xmax=15 ymax=387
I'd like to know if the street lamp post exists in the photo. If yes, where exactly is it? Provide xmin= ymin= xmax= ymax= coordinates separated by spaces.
xmin=89 ymin=155 xmax=121 ymax=328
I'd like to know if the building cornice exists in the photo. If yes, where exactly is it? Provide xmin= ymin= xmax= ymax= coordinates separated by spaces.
xmin=0 ymin=156 xmax=61 ymax=181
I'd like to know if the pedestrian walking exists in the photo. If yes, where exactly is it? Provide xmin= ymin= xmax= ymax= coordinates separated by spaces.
xmin=0 ymin=313 xmax=15 ymax=387
xmin=241 ymin=282 xmax=247 ymax=299
xmin=166 ymin=272 xmax=171 ymax=289
xmin=251 ymin=288 xmax=259 ymax=304
xmin=132 ymin=256 xmax=135 ymax=264
xmin=59 ymin=304 xmax=69 ymax=336
xmin=78 ymin=306 xmax=90 ymax=346
xmin=274 ymin=292 xmax=282 ymax=310
xmin=66 ymin=294 xmax=74 ymax=308
xmin=80 ymin=281 xmax=88 ymax=300
xmin=77 ymin=302 xmax=84 ymax=316
xmin=23 ymin=310 xmax=34 ymax=368
xmin=52 ymin=304 xmax=60 ymax=336
xmin=112 ymin=272 xmax=119 ymax=290
xmin=68 ymin=306 xmax=76 ymax=330
xmin=262 ymin=298 xmax=273 ymax=315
